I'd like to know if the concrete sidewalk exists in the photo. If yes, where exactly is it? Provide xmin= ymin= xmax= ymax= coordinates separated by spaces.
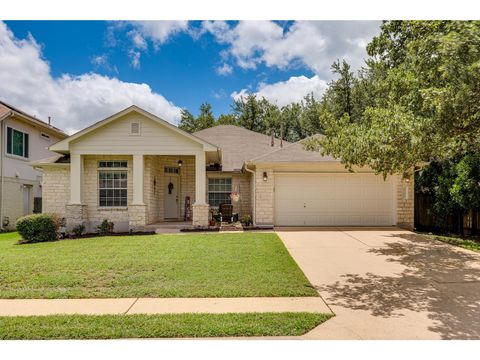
xmin=0 ymin=297 xmax=331 ymax=316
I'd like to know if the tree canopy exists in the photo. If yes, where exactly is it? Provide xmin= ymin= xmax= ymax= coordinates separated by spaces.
xmin=306 ymin=20 xmax=480 ymax=177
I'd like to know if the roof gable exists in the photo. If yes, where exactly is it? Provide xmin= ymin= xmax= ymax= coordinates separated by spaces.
xmin=50 ymin=105 xmax=218 ymax=153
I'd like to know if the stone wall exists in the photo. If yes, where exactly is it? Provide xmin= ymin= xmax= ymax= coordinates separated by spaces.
xmin=144 ymin=155 xmax=195 ymax=223
xmin=206 ymin=172 xmax=252 ymax=219
xmin=192 ymin=203 xmax=209 ymax=227
xmin=396 ymin=174 xmax=415 ymax=230
xmin=82 ymin=155 xmax=132 ymax=231
xmin=254 ymin=167 xmax=274 ymax=225
xmin=42 ymin=166 xmax=70 ymax=215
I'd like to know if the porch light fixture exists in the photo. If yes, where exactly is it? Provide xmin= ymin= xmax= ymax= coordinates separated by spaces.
xmin=263 ymin=172 xmax=268 ymax=181
xmin=177 ymin=160 xmax=183 ymax=167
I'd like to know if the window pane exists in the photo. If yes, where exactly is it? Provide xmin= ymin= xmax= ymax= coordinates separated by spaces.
xmin=12 ymin=129 xmax=24 ymax=156
xmin=99 ymin=171 xmax=127 ymax=207
xmin=7 ymin=127 xmax=12 ymax=154
xmin=24 ymin=133 xmax=29 ymax=158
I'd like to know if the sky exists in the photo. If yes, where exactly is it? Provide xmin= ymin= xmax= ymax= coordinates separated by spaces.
xmin=0 ymin=20 xmax=381 ymax=134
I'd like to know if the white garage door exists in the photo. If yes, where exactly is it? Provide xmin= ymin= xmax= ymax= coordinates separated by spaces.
xmin=274 ymin=173 xmax=395 ymax=226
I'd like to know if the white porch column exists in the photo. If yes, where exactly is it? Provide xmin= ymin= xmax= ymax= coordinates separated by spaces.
xmin=70 ymin=153 xmax=83 ymax=204
xmin=192 ymin=151 xmax=209 ymax=227
xmin=194 ymin=152 xmax=206 ymax=204
xmin=132 ymin=154 xmax=144 ymax=205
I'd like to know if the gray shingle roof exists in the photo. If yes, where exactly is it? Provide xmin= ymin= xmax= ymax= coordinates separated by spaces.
xmin=194 ymin=125 xmax=288 ymax=171
xmin=248 ymin=136 xmax=339 ymax=163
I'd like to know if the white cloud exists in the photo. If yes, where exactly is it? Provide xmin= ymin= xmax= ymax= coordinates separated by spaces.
xmin=215 ymin=63 xmax=233 ymax=76
xmin=204 ymin=20 xmax=380 ymax=77
xmin=231 ymin=75 xmax=327 ymax=107
xmin=0 ymin=22 xmax=181 ymax=134
xmin=128 ymin=49 xmax=141 ymax=69
xmin=130 ymin=21 xmax=189 ymax=48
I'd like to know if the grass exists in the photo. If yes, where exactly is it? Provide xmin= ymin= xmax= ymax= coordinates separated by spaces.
xmin=424 ymin=233 xmax=480 ymax=253
xmin=0 ymin=312 xmax=331 ymax=339
xmin=0 ymin=232 xmax=317 ymax=298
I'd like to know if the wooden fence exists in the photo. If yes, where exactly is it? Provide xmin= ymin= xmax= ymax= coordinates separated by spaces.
xmin=415 ymin=193 xmax=479 ymax=235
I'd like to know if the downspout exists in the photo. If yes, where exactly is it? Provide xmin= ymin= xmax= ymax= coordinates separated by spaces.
xmin=0 ymin=114 xmax=8 ymax=230
xmin=244 ymin=163 xmax=256 ymax=225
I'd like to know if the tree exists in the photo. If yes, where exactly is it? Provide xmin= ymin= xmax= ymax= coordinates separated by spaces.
xmin=196 ymin=103 xmax=216 ymax=130
xmin=307 ymin=21 xmax=480 ymax=177
xmin=178 ymin=103 xmax=216 ymax=132
xmin=178 ymin=109 xmax=197 ymax=133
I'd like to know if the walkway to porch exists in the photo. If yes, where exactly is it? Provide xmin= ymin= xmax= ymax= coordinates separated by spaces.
xmin=145 ymin=221 xmax=193 ymax=234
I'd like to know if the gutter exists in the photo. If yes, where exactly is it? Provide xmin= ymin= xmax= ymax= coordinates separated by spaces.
xmin=244 ymin=163 xmax=256 ymax=226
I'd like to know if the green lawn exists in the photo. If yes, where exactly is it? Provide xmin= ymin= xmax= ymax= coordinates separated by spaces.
xmin=0 ymin=232 xmax=317 ymax=298
xmin=0 ymin=312 xmax=331 ymax=339
xmin=424 ymin=233 xmax=480 ymax=253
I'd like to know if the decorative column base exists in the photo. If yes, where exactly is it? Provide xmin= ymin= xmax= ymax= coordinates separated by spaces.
xmin=128 ymin=204 xmax=147 ymax=231
xmin=192 ymin=203 xmax=209 ymax=228
xmin=66 ymin=204 xmax=87 ymax=231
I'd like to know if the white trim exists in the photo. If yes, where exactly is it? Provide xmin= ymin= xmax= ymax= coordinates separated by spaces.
xmin=5 ymin=125 xmax=29 ymax=159
xmin=50 ymin=105 xmax=218 ymax=152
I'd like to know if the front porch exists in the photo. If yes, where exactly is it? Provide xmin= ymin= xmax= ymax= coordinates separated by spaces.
xmin=66 ymin=152 xmax=211 ymax=232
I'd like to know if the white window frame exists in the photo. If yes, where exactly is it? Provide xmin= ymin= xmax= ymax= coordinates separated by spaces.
xmin=208 ymin=178 xmax=232 ymax=207
xmin=6 ymin=126 xmax=29 ymax=159
xmin=97 ymin=161 xmax=128 ymax=207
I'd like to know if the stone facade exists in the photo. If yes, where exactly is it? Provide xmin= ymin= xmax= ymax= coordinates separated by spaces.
xmin=65 ymin=204 xmax=87 ymax=231
xmin=128 ymin=204 xmax=147 ymax=231
xmin=254 ymin=167 xmax=274 ymax=225
xmin=42 ymin=166 xmax=70 ymax=215
xmin=144 ymin=155 xmax=195 ymax=223
xmin=396 ymin=174 xmax=415 ymax=230
xmin=206 ymin=172 xmax=252 ymax=219
xmin=192 ymin=203 xmax=209 ymax=227
xmin=83 ymin=155 xmax=132 ymax=231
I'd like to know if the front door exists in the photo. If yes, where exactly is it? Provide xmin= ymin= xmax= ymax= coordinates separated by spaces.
xmin=23 ymin=185 xmax=31 ymax=215
xmin=164 ymin=176 xmax=179 ymax=219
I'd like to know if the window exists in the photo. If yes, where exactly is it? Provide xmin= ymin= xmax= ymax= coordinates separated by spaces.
xmin=6 ymin=127 xmax=29 ymax=158
xmin=98 ymin=161 xmax=128 ymax=207
xmin=208 ymin=178 xmax=232 ymax=207
xmin=98 ymin=171 xmax=128 ymax=207
xmin=99 ymin=161 xmax=127 ymax=168
xmin=164 ymin=167 xmax=179 ymax=174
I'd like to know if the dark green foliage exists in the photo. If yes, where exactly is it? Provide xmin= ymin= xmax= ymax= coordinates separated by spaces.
xmin=71 ymin=224 xmax=85 ymax=237
xmin=15 ymin=213 xmax=60 ymax=243
xmin=96 ymin=219 xmax=114 ymax=236
xmin=416 ymin=153 xmax=480 ymax=225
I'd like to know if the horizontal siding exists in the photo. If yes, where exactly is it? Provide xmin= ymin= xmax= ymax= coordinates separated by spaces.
xmin=70 ymin=113 xmax=202 ymax=154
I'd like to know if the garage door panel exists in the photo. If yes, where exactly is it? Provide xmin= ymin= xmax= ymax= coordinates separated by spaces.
xmin=274 ymin=173 xmax=395 ymax=226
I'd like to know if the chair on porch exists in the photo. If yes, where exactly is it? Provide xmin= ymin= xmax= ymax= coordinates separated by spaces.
xmin=217 ymin=203 xmax=238 ymax=223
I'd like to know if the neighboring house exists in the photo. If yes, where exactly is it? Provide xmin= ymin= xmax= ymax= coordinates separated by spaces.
xmin=32 ymin=105 xmax=414 ymax=232
xmin=0 ymin=101 xmax=67 ymax=230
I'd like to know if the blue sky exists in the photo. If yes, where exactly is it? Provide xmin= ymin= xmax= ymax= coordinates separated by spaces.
xmin=0 ymin=20 xmax=381 ymax=133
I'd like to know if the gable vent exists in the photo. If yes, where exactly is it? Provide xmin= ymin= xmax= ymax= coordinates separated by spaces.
xmin=130 ymin=122 xmax=140 ymax=135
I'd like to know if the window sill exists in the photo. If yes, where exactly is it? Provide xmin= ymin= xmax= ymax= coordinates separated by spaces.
xmin=97 ymin=207 xmax=128 ymax=211
xmin=5 ymin=153 xmax=29 ymax=162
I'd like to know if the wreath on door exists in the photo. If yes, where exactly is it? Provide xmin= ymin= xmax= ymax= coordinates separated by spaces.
xmin=168 ymin=182 xmax=174 ymax=194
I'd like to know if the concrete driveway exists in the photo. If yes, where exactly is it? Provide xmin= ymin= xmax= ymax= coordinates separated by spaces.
xmin=276 ymin=227 xmax=480 ymax=340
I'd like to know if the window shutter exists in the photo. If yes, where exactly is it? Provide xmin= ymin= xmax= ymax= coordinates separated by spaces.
xmin=6 ymin=127 xmax=12 ymax=154
xmin=24 ymin=133 xmax=29 ymax=158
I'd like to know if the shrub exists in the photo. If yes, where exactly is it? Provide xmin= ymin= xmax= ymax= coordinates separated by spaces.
xmin=16 ymin=213 xmax=61 ymax=243
xmin=241 ymin=214 xmax=252 ymax=226
xmin=71 ymin=224 xmax=85 ymax=237
xmin=97 ymin=219 xmax=114 ymax=236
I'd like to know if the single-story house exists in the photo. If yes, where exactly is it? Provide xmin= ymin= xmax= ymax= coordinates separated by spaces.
xmin=32 ymin=105 xmax=414 ymax=232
